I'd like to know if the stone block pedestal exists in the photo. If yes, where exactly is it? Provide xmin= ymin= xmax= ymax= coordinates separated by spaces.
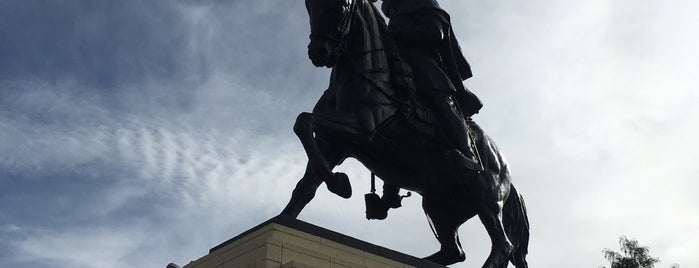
xmin=178 ymin=216 xmax=443 ymax=268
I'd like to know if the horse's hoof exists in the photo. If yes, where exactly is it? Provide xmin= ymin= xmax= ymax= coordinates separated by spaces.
xmin=424 ymin=248 xmax=466 ymax=265
xmin=326 ymin=172 xmax=352 ymax=199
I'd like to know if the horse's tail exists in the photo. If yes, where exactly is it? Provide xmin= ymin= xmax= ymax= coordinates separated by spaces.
xmin=503 ymin=184 xmax=530 ymax=268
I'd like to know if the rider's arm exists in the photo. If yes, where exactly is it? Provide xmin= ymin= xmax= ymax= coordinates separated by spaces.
xmin=388 ymin=12 xmax=445 ymax=46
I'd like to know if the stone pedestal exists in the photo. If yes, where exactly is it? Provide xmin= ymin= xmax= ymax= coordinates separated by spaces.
xmin=179 ymin=216 xmax=443 ymax=268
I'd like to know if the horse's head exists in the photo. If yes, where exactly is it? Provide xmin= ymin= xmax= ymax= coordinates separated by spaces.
xmin=305 ymin=0 xmax=356 ymax=68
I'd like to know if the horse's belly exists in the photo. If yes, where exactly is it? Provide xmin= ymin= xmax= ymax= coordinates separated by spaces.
xmin=353 ymin=144 xmax=457 ymax=192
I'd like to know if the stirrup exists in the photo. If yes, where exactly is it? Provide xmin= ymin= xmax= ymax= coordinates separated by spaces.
xmin=365 ymin=192 xmax=388 ymax=220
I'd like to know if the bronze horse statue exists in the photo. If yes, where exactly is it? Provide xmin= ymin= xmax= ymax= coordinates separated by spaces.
xmin=281 ymin=0 xmax=529 ymax=267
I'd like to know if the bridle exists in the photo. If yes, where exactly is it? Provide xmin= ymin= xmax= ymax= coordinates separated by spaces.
xmin=308 ymin=0 xmax=357 ymax=46
xmin=309 ymin=0 xmax=416 ymax=108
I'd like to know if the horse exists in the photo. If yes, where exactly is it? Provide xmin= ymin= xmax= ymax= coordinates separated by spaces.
xmin=280 ymin=0 xmax=529 ymax=267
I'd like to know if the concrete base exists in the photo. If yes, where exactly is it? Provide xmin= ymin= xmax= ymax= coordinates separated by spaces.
xmin=178 ymin=216 xmax=443 ymax=268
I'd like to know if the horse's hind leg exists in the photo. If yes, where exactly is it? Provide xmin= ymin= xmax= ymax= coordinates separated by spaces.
xmin=478 ymin=198 xmax=513 ymax=268
xmin=422 ymin=191 xmax=468 ymax=265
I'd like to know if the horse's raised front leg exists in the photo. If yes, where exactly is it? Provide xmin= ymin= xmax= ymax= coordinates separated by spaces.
xmin=280 ymin=163 xmax=323 ymax=218
xmin=293 ymin=112 xmax=352 ymax=198
xmin=281 ymin=139 xmax=348 ymax=218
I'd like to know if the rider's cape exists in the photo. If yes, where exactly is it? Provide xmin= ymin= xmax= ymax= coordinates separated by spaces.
xmin=386 ymin=0 xmax=483 ymax=116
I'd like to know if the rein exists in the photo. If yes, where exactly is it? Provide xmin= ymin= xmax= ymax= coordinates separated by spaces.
xmin=337 ymin=2 xmax=418 ymax=109
xmin=310 ymin=0 xmax=423 ymax=110
xmin=340 ymin=43 xmax=411 ymax=107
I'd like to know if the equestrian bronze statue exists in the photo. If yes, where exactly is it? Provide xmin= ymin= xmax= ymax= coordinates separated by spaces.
xmin=280 ymin=0 xmax=530 ymax=267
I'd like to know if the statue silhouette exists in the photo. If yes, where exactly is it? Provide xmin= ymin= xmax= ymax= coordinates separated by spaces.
xmin=281 ymin=1 xmax=530 ymax=267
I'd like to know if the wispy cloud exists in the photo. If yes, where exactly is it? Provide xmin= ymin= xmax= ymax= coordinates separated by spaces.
xmin=1 ymin=0 xmax=697 ymax=268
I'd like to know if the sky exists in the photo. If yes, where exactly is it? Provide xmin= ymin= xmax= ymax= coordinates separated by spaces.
xmin=1 ymin=0 xmax=697 ymax=267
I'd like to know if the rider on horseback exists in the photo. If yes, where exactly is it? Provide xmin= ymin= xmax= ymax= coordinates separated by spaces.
xmin=383 ymin=0 xmax=482 ymax=170
xmin=371 ymin=0 xmax=484 ymax=214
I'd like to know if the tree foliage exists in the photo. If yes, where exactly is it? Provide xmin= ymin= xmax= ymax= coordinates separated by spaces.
xmin=602 ymin=236 xmax=660 ymax=268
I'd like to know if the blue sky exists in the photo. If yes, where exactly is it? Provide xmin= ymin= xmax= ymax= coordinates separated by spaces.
xmin=1 ymin=0 xmax=697 ymax=267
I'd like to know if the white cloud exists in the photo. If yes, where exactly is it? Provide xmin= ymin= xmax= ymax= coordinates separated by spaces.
xmin=12 ymin=227 xmax=141 ymax=268
xmin=2 ymin=0 xmax=698 ymax=268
